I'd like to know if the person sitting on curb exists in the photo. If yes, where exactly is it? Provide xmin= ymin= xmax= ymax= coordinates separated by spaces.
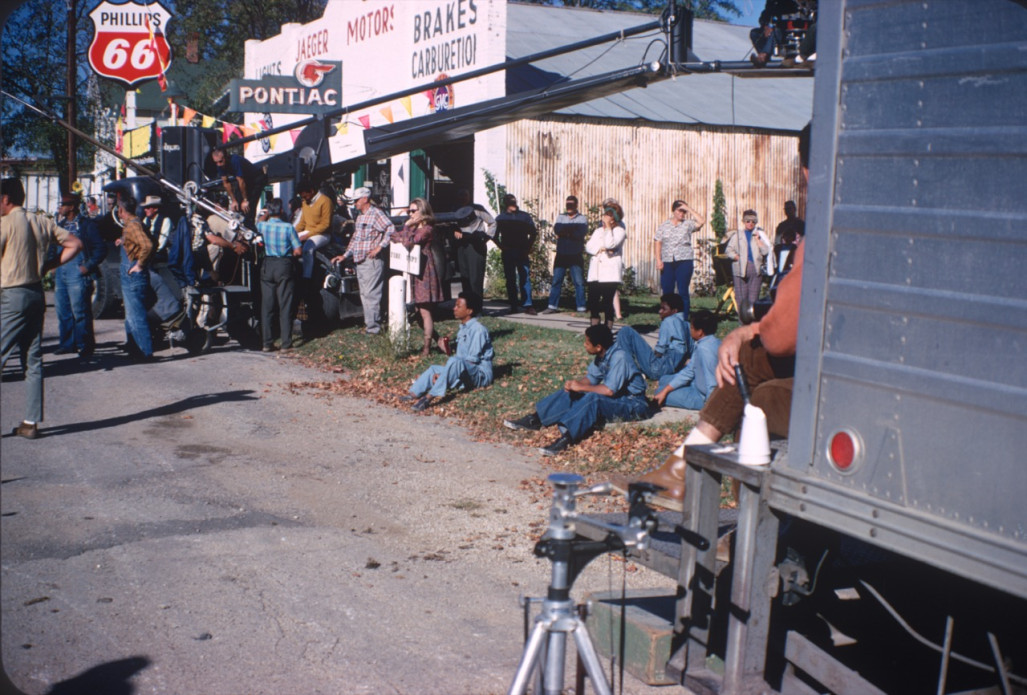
xmin=651 ymin=310 xmax=720 ymax=410
xmin=504 ymin=323 xmax=649 ymax=456
xmin=611 ymin=121 xmax=811 ymax=511
xmin=613 ymin=293 xmax=692 ymax=380
xmin=403 ymin=292 xmax=493 ymax=412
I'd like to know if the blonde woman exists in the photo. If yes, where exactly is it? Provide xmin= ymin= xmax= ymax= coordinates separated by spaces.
xmin=602 ymin=197 xmax=627 ymax=320
xmin=392 ymin=198 xmax=443 ymax=356
xmin=585 ymin=206 xmax=627 ymax=327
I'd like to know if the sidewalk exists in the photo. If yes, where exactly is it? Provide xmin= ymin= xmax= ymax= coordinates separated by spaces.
xmin=482 ymin=300 xmax=702 ymax=429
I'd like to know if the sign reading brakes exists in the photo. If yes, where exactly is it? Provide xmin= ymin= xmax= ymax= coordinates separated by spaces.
xmin=229 ymin=60 xmax=342 ymax=115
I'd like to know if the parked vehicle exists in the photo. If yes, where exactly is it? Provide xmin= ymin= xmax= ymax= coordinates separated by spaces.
xmin=660 ymin=2 xmax=1027 ymax=693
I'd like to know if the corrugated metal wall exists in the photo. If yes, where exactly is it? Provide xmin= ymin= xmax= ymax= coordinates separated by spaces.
xmin=503 ymin=117 xmax=807 ymax=291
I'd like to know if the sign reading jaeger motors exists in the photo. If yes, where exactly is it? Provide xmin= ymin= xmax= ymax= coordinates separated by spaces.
xmin=88 ymin=0 xmax=172 ymax=86
xmin=229 ymin=60 xmax=342 ymax=115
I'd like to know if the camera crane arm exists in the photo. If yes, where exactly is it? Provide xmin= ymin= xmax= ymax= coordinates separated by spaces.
xmin=2 ymin=90 xmax=256 ymax=243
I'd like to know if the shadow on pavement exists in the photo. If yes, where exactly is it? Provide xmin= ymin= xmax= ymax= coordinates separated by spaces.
xmin=1 ymin=390 xmax=257 ymax=439
xmin=44 ymin=656 xmax=151 ymax=695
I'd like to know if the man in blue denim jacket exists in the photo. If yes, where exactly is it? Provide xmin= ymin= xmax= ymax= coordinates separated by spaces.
xmin=613 ymin=293 xmax=692 ymax=380
xmin=54 ymin=193 xmax=106 ymax=357
xmin=504 ymin=323 xmax=650 ymax=456
xmin=405 ymin=292 xmax=493 ymax=412
xmin=652 ymin=310 xmax=720 ymax=410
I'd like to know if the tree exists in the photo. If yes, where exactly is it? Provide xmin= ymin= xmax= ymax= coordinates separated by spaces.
xmin=169 ymin=0 xmax=328 ymax=115
xmin=1 ymin=0 xmax=110 ymax=192
xmin=0 ymin=0 xmax=330 ymax=183
xmin=515 ymin=0 xmax=741 ymax=21
xmin=711 ymin=178 xmax=727 ymax=243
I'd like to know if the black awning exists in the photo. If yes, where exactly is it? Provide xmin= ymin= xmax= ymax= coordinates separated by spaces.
xmin=353 ymin=63 xmax=663 ymax=165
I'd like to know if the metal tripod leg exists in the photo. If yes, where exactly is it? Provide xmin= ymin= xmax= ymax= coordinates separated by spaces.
xmin=508 ymin=605 xmax=612 ymax=695
xmin=572 ymin=619 xmax=612 ymax=695
xmin=509 ymin=620 xmax=550 ymax=695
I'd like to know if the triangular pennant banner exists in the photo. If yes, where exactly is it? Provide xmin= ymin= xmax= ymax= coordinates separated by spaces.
xmin=400 ymin=96 xmax=413 ymax=117
xmin=289 ymin=129 xmax=302 ymax=144
xmin=267 ymin=133 xmax=279 ymax=150
xmin=222 ymin=122 xmax=240 ymax=143
xmin=358 ymin=115 xmax=371 ymax=129
xmin=241 ymin=125 xmax=256 ymax=138
xmin=380 ymin=106 xmax=394 ymax=124
xmin=334 ymin=121 xmax=348 ymax=135
xmin=202 ymin=115 xmax=215 ymax=128
xmin=181 ymin=108 xmax=197 ymax=125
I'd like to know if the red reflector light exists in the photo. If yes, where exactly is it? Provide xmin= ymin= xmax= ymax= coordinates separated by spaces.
xmin=827 ymin=429 xmax=861 ymax=472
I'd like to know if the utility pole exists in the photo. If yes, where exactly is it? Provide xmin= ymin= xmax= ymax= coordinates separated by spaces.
xmin=66 ymin=0 xmax=78 ymax=190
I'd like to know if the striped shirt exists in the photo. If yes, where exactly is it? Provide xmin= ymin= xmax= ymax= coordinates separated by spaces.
xmin=258 ymin=218 xmax=302 ymax=258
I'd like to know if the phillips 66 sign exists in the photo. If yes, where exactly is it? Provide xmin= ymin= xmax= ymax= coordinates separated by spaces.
xmin=88 ymin=0 xmax=173 ymax=86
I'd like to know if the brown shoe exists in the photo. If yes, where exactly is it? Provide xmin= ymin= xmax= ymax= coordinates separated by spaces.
xmin=13 ymin=421 xmax=38 ymax=439
xmin=609 ymin=453 xmax=686 ymax=511
xmin=523 ymin=306 xmax=538 ymax=316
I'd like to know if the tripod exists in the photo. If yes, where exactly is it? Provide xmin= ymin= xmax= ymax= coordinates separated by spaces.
xmin=508 ymin=473 xmax=657 ymax=695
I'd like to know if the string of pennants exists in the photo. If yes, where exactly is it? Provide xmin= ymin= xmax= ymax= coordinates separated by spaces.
xmin=158 ymin=94 xmax=418 ymax=147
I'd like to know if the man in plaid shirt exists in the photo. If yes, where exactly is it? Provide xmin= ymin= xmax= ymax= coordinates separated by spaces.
xmin=256 ymin=198 xmax=302 ymax=351
xmin=331 ymin=187 xmax=392 ymax=334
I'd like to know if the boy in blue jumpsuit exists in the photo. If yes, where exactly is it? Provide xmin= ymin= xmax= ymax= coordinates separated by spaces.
xmin=405 ymin=292 xmax=493 ymax=411
xmin=613 ymin=293 xmax=692 ymax=379
xmin=652 ymin=310 xmax=720 ymax=410
xmin=504 ymin=323 xmax=649 ymax=456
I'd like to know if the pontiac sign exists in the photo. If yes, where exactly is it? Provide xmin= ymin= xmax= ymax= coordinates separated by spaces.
xmin=229 ymin=60 xmax=342 ymax=115
xmin=88 ymin=0 xmax=172 ymax=86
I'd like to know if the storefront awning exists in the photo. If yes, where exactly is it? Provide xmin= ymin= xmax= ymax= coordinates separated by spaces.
xmin=354 ymin=63 xmax=663 ymax=165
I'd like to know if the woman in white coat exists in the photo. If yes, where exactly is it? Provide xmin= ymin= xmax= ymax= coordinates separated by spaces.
xmin=585 ymin=206 xmax=627 ymax=327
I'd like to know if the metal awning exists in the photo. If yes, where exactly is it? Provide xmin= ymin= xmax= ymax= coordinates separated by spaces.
xmin=354 ymin=63 xmax=663 ymax=165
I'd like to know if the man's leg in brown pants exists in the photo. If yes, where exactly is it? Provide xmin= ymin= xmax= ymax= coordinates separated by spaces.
xmin=619 ymin=340 xmax=785 ymax=508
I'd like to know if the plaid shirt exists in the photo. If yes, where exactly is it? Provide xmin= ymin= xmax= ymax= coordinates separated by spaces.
xmin=345 ymin=206 xmax=393 ymax=263
xmin=257 ymin=218 xmax=301 ymax=258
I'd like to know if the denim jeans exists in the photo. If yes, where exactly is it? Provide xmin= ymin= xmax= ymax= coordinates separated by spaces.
xmin=535 ymin=388 xmax=649 ymax=442
xmin=502 ymin=250 xmax=532 ymax=308
xmin=660 ymin=259 xmax=694 ymax=318
xmin=656 ymin=374 xmax=708 ymax=410
xmin=301 ymin=234 xmax=329 ymax=279
xmin=149 ymin=264 xmax=183 ymax=322
xmin=548 ymin=263 xmax=586 ymax=311
xmin=409 ymin=357 xmax=488 ymax=398
xmin=120 ymin=246 xmax=154 ymax=356
xmin=614 ymin=325 xmax=684 ymax=380
xmin=0 ymin=284 xmax=45 ymax=422
xmin=54 ymin=260 xmax=94 ymax=352
xmin=749 ymin=26 xmax=783 ymax=56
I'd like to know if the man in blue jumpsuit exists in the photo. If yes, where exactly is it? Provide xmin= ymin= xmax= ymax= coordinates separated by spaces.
xmin=613 ymin=293 xmax=692 ymax=380
xmin=504 ymin=323 xmax=650 ymax=456
xmin=405 ymin=292 xmax=493 ymax=412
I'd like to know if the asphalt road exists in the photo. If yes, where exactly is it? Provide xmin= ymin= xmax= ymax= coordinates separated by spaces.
xmin=1 ymin=304 xmax=673 ymax=695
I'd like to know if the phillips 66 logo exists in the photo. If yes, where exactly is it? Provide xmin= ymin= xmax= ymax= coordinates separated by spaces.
xmin=88 ymin=0 xmax=173 ymax=86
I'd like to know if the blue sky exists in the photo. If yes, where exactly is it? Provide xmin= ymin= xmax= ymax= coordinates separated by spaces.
xmin=729 ymin=0 xmax=764 ymax=27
